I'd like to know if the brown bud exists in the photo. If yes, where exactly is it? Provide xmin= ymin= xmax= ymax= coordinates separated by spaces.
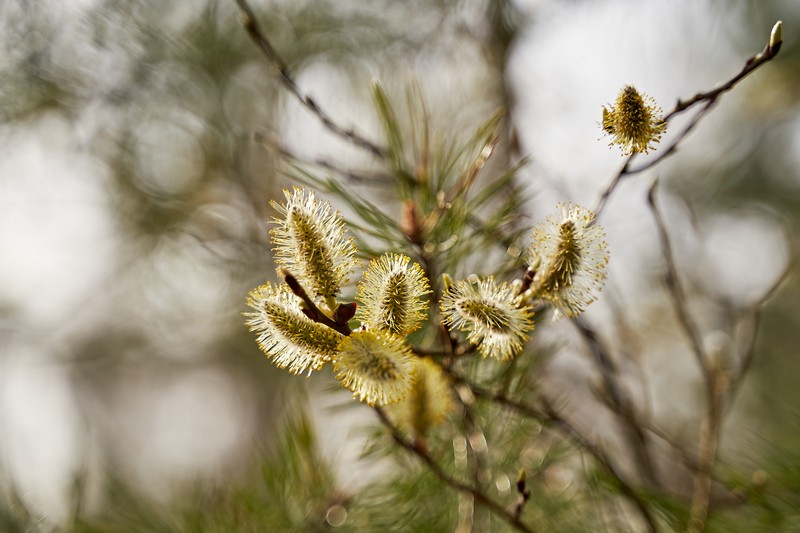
xmin=334 ymin=302 xmax=357 ymax=325
xmin=517 ymin=468 xmax=528 ymax=494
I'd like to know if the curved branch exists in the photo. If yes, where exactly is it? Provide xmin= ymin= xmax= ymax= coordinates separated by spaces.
xmin=646 ymin=181 xmax=720 ymax=533
xmin=646 ymin=181 xmax=709 ymax=385
xmin=373 ymin=407 xmax=535 ymax=533
xmin=233 ymin=0 xmax=388 ymax=159
xmin=572 ymin=318 xmax=658 ymax=487
xmin=456 ymin=377 xmax=659 ymax=533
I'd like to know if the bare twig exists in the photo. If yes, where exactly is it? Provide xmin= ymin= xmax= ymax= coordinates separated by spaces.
xmin=663 ymin=20 xmax=781 ymax=122
xmin=233 ymin=0 xmax=388 ymax=159
xmin=647 ymin=180 xmax=719 ymax=533
xmin=643 ymin=418 xmax=749 ymax=495
xmin=254 ymin=128 xmax=394 ymax=186
xmin=281 ymin=270 xmax=352 ymax=335
xmin=647 ymin=181 xmax=709 ymax=386
xmin=593 ymin=21 xmax=782 ymax=220
xmin=645 ymin=171 xmax=794 ymax=531
xmin=593 ymin=154 xmax=636 ymax=221
xmin=538 ymin=399 xmax=660 ymax=533
xmin=373 ymin=407 xmax=535 ymax=533
xmin=513 ymin=470 xmax=532 ymax=521
xmin=454 ymin=376 xmax=659 ymax=533
xmin=725 ymin=245 xmax=796 ymax=411
xmin=573 ymin=318 xmax=658 ymax=487
xmin=622 ymin=100 xmax=715 ymax=177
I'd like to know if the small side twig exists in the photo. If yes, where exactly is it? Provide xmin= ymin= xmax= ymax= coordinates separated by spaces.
xmin=281 ymin=270 xmax=352 ymax=335
xmin=233 ymin=0 xmax=388 ymax=159
xmin=373 ymin=407 xmax=535 ymax=533
xmin=664 ymin=20 xmax=782 ymax=121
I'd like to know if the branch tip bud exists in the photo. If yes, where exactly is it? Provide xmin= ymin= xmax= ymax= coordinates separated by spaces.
xmin=770 ymin=20 xmax=783 ymax=55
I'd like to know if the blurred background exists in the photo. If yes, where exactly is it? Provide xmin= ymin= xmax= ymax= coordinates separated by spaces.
xmin=0 ymin=0 xmax=798 ymax=529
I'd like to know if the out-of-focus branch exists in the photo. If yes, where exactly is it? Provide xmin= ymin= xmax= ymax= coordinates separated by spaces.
xmin=457 ymin=377 xmax=659 ymax=533
xmin=281 ymin=270 xmax=352 ymax=335
xmin=593 ymin=21 xmax=783 ymax=220
xmin=451 ymin=381 xmax=490 ymax=530
xmin=647 ymin=181 xmax=709 ymax=386
xmin=687 ymin=373 xmax=726 ymax=533
xmin=513 ymin=469 xmax=532 ymax=521
xmin=232 ymin=0 xmax=388 ymax=159
xmin=725 ymin=245 xmax=795 ymax=411
xmin=646 ymin=171 xmax=793 ymax=531
xmin=449 ymin=364 xmax=739 ymax=514
xmin=538 ymin=399 xmax=660 ymax=533
xmin=573 ymin=318 xmax=658 ymax=487
xmin=373 ymin=407 xmax=535 ymax=533
xmin=253 ymin=128 xmax=394 ymax=186
xmin=647 ymin=180 xmax=719 ymax=533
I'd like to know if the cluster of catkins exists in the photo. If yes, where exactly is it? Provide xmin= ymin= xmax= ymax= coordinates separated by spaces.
xmin=245 ymin=187 xmax=610 ymax=408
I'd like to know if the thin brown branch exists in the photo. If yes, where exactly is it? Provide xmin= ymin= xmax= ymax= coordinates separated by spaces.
xmin=457 ymin=378 xmax=659 ymax=533
xmin=624 ymin=100 xmax=716 ymax=177
xmin=373 ymin=407 xmax=535 ymax=533
xmin=253 ymin=128 xmax=394 ymax=186
xmin=572 ymin=317 xmax=658 ymax=487
xmin=664 ymin=24 xmax=782 ymax=121
xmin=593 ymin=154 xmax=637 ymax=221
xmin=593 ymin=21 xmax=782 ymax=220
xmin=646 ymin=181 xmax=720 ymax=533
xmin=643 ymin=422 xmax=701 ymax=475
xmin=725 ymin=244 xmax=796 ymax=411
xmin=281 ymin=270 xmax=352 ymax=335
xmin=410 ymin=346 xmax=453 ymax=358
xmin=605 ymin=286 xmax=653 ymax=419
xmin=232 ymin=0 xmax=387 ymax=159
xmin=410 ymin=343 xmax=475 ymax=359
xmin=687 ymin=376 xmax=725 ymax=533
xmin=643 ymin=418 xmax=750 ymax=496
xmin=646 ymin=180 xmax=709 ymax=386
xmin=539 ymin=399 xmax=660 ymax=533
xmin=645 ymin=176 xmax=793 ymax=530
